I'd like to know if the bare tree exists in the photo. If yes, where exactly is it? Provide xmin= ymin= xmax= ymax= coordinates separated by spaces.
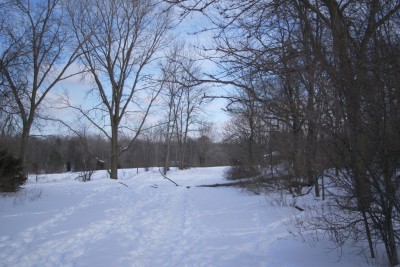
xmin=176 ymin=68 xmax=207 ymax=170
xmin=0 ymin=0 xmax=84 ymax=176
xmin=159 ymin=44 xmax=185 ymax=174
xmin=67 ymin=0 xmax=172 ymax=179
xmin=160 ymin=42 xmax=208 ymax=172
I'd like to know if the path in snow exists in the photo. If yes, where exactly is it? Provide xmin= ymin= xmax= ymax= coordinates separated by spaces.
xmin=0 ymin=167 xmax=370 ymax=266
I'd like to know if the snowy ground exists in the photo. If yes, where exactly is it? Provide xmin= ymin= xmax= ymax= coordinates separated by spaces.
xmin=0 ymin=167 xmax=376 ymax=266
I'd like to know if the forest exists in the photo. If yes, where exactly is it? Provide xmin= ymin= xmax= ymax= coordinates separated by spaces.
xmin=1 ymin=0 xmax=400 ymax=265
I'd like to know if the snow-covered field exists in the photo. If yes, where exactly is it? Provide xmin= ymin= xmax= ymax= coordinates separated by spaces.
xmin=0 ymin=167 xmax=373 ymax=266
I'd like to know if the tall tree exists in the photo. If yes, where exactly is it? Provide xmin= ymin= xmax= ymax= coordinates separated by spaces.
xmin=0 ymin=0 xmax=82 ymax=175
xmin=68 ymin=0 xmax=172 ymax=179
xmin=160 ymin=44 xmax=185 ymax=174
xmin=160 ymin=42 xmax=207 ymax=172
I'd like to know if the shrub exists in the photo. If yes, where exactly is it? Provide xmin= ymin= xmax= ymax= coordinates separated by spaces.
xmin=0 ymin=150 xmax=26 ymax=192
xmin=75 ymin=168 xmax=94 ymax=182
xmin=224 ymin=164 xmax=261 ymax=180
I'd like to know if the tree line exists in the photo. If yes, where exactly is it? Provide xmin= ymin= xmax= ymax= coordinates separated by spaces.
xmin=1 ymin=131 xmax=229 ymax=175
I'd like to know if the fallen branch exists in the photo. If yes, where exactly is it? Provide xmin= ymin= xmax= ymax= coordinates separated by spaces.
xmin=294 ymin=205 xmax=304 ymax=211
xmin=118 ymin=181 xmax=129 ymax=187
xmin=196 ymin=181 xmax=246 ymax=188
xmin=159 ymin=169 xmax=179 ymax=186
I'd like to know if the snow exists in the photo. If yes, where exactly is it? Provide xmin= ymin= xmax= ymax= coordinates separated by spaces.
xmin=0 ymin=167 xmax=375 ymax=266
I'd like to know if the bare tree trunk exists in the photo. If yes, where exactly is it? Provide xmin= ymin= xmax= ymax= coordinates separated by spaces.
xmin=298 ymin=4 xmax=320 ymax=196
xmin=362 ymin=211 xmax=375 ymax=259
xmin=319 ymin=0 xmax=370 ymax=210
xmin=164 ymin=141 xmax=171 ymax=175
xmin=19 ymin=105 xmax=36 ymax=176
xmin=110 ymin=121 xmax=119 ymax=180
xmin=385 ymin=209 xmax=398 ymax=266
xmin=306 ymin=95 xmax=319 ymax=196
xmin=248 ymin=103 xmax=255 ymax=166
xmin=179 ymin=119 xmax=189 ymax=170
xmin=19 ymin=125 xmax=31 ymax=177
xmin=290 ymin=95 xmax=302 ymax=185
xmin=382 ymin=146 xmax=399 ymax=266
xmin=164 ymin=117 xmax=174 ymax=175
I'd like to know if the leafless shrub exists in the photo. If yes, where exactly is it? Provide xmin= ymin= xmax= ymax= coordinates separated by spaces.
xmin=75 ymin=163 xmax=94 ymax=182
